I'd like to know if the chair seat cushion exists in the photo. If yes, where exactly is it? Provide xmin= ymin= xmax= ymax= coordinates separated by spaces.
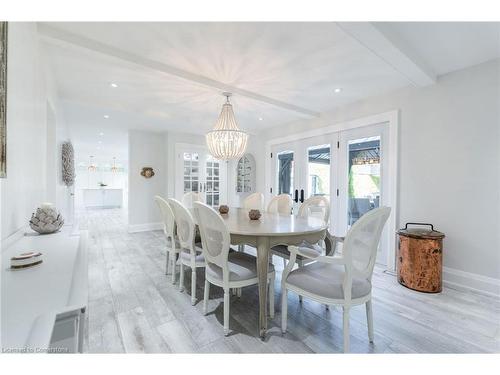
xmin=285 ymin=262 xmax=371 ymax=300
xmin=271 ymin=242 xmax=323 ymax=260
xmin=206 ymin=251 xmax=274 ymax=282
xmin=179 ymin=246 xmax=205 ymax=265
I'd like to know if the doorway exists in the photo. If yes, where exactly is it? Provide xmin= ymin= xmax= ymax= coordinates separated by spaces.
xmin=175 ymin=143 xmax=228 ymax=207
xmin=268 ymin=114 xmax=397 ymax=269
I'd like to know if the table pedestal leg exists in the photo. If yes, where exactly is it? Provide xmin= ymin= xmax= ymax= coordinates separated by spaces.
xmin=256 ymin=236 xmax=270 ymax=339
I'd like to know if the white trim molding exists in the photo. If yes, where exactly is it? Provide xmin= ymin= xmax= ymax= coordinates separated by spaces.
xmin=127 ymin=222 xmax=163 ymax=233
xmin=443 ymin=267 xmax=500 ymax=298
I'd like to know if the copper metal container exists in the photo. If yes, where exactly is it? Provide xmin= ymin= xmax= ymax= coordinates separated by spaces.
xmin=397 ymin=223 xmax=445 ymax=293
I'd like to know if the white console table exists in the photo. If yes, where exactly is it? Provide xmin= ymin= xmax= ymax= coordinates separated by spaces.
xmin=1 ymin=228 xmax=88 ymax=353
xmin=83 ymin=188 xmax=123 ymax=208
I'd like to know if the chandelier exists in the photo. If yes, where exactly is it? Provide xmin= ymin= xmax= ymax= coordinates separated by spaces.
xmin=88 ymin=156 xmax=97 ymax=172
xmin=206 ymin=92 xmax=248 ymax=160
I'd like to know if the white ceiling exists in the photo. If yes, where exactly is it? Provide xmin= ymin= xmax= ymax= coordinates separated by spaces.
xmin=376 ymin=22 xmax=500 ymax=76
xmin=40 ymin=22 xmax=500 ymax=161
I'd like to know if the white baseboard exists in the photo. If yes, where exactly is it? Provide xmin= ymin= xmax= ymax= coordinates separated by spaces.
xmin=127 ymin=222 xmax=163 ymax=233
xmin=443 ymin=266 xmax=500 ymax=298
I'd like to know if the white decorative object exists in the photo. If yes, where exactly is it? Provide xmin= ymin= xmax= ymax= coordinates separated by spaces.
xmin=29 ymin=204 xmax=64 ymax=234
xmin=206 ymin=92 xmax=248 ymax=160
xmin=236 ymin=153 xmax=256 ymax=193
xmin=281 ymin=206 xmax=391 ymax=353
xmin=61 ymin=141 xmax=75 ymax=186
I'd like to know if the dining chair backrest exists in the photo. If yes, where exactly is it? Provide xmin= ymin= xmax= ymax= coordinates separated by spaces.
xmin=298 ymin=196 xmax=330 ymax=224
xmin=166 ymin=198 xmax=196 ymax=251
xmin=154 ymin=195 xmax=176 ymax=240
xmin=193 ymin=202 xmax=231 ymax=274
xmin=243 ymin=192 xmax=265 ymax=211
xmin=267 ymin=194 xmax=293 ymax=215
xmin=343 ymin=206 xmax=391 ymax=281
xmin=182 ymin=192 xmax=205 ymax=209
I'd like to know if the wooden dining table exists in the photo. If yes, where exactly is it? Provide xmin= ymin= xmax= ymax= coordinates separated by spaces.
xmin=194 ymin=207 xmax=328 ymax=339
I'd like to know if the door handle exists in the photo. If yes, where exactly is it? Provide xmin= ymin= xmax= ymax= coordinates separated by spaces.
xmin=294 ymin=189 xmax=298 ymax=203
xmin=300 ymin=189 xmax=305 ymax=203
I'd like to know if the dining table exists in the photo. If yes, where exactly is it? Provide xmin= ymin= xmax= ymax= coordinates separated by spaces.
xmin=194 ymin=207 xmax=329 ymax=339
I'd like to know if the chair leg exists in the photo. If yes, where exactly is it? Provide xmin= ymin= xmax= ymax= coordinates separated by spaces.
xmin=236 ymin=288 xmax=242 ymax=298
xmin=171 ymin=254 xmax=176 ymax=284
xmin=281 ymin=288 xmax=288 ymax=333
xmin=165 ymin=251 xmax=170 ymax=275
xmin=269 ymin=276 xmax=275 ymax=318
xmin=191 ymin=268 xmax=197 ymax=305
xmin=298 ymin=263 xmax=303 ymax=303
xmin=282 ymin=257 xmax=286 ymax=269
xmin=223 ymin=288 xmax=230 ymax=336
xmin=343 ymin=306 xmax=350 ymax=353
xmin=179 ymin=263 xmax=185 ymax=292
xmin=366 ymin=299 xmax=374 ymax=343
xmin=203 ymin=279 xmax=210 ymax=315
xmin=238 ymin=244 xmax=244 ymax=252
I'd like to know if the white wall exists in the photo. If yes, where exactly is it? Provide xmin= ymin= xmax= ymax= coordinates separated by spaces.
xmin=0 ymin=23 xmax=72 ymax=244
xmin=259 ymin=60 xmax=500 ymax=293
xmin=128 ymin=130 xmax=167 ymax=231
xmin=44 ymin=60 xmax=72 ymax=224
xmin=1 ymin=23 xmax=47 ymax=242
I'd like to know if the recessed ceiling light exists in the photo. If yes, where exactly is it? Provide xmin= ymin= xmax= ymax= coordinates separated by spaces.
xmin=334 ymin=88 xmax=342 ymax=93
xmin=258 ymin=117 xmax=263 ymax=121
xmin=99 ymin=132 xmax=104 ymax=136
xmin=110 ymin=83 xmax=118 ymax=88
xmin=104 ymin=115 xmax=109 ymax=119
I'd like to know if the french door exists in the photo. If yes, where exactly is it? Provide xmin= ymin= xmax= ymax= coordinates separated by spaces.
xmin=270 ymin=122 xmax=391 ymax=266
xmin=271 ymin=135 xmax=334 ymax=215
xmin=175 ymin=144 xmax=227 ymax=207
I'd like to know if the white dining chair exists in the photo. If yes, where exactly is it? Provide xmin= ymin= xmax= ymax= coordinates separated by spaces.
xmin=182 ymin=191 xmax=205 ymax=209
xmin=154 ymin=195 xmax=180 ymax=283
xmin=193 ymin=201 xmax=276 ymax=336
xmin=167 ymin=198 xmax=206 ymax=305
xmin=271 ymin=196 xmax=333 ymax=270
xmin=267 ymin=194 xmax=293 ymax=214
xmin=281 ymin=206 xmax=391 ymax=353
xmin=238 ymin=192 xmax=266 ymax=252
xmin=242 ymin=192 xmax=265 ymax=211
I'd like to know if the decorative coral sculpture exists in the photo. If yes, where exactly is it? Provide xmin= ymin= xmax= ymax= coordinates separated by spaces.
xmin=29 ymin=203 xmax=64 ymax=234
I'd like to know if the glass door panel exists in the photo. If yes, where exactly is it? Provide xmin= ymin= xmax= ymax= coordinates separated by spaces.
xmin=277 ymin=151 xmax=294 ymax=195
xmin=176 ymin=144 xmax=227 ymax=207
xmin=347 ymin=136 xmax=381 ymax=227
xmin=338 ymin=124 xmax=389 ymax=266
xmin=307 ymin=144 xmax=331 ymax=200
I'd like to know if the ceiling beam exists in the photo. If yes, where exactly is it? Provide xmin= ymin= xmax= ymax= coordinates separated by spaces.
xmin=336 ymin=22 xmax=436 ymax=87
xmin=37 ymin=23 xmax=321 ymax=118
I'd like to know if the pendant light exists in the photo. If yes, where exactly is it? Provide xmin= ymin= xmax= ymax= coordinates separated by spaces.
xmin=206 ymin=92 xmax=248 ymax=160
xmin=110 ymin=157 xmax=118 ymax=173
xmin=87 ymin=156 xmax=97 ymax=172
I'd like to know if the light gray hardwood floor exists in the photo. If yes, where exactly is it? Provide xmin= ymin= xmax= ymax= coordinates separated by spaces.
xmin=80 ymin=208 xmax=500 ymax=353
